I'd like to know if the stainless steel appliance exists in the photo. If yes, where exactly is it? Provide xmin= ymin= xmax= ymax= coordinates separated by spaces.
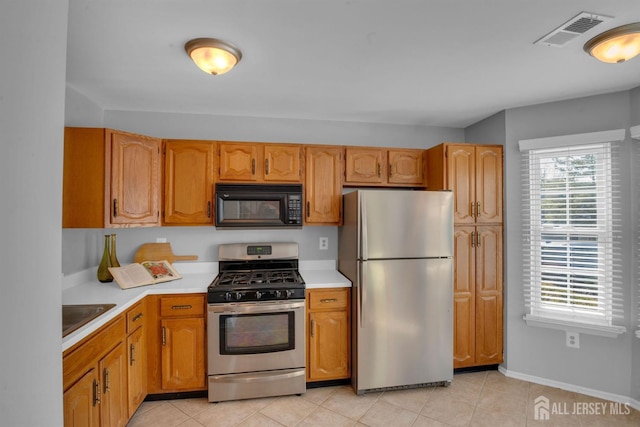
xmin=214 ymin=183 xmax=303 ymax=228
xmin=338 ymin=190 xmax=454 ymax=394
xmin=207 ymin=242 xmax=306 ymax=402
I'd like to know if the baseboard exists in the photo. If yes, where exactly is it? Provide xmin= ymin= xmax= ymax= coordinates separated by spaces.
xmin=498 ymin=365 xmax=640 ymax=412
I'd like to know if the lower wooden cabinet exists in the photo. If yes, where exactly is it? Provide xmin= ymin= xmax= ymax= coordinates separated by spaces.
xmin=63 ymin=316 xmax=128 ymax=427
xmin=125 ymin=300 xmax=147 ymax=415
xmin=453 ymin=225 xmax=503 ymax=368
xmin=306 ymin=288 xmax=351 ymax=381
xmin=147 ymin=294 xmax=207 ymax=393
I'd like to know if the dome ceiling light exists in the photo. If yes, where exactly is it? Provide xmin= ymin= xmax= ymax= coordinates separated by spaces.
xmin=184 ymin=38 xmax=242 ymax=75
xmin=584 ymin=23 xmax=640 ymax=63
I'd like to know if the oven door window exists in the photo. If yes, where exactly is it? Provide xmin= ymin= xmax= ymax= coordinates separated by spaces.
xmin=219 ymin=312 xmax=295 ymax=355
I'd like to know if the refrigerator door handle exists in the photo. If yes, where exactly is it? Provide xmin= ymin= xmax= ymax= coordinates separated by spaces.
xmin=361 ymin=194 xmax=368 ymax=260
xmin=359 ymin=262 xmax=366 ymax=327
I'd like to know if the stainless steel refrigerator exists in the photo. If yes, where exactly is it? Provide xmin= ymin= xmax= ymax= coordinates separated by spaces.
xmin=338 ymin=189 xmax=453 ymax=394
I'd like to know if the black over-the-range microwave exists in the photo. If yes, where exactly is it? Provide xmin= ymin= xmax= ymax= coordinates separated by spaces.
xmin=214 ymin=183 xmax=303 ymax=228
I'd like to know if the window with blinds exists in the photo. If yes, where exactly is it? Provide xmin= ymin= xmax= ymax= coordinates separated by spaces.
xmin=520 ymin=130 xmax=625 ymax=334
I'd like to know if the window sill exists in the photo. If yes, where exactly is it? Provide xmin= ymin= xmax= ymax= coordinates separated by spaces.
xmin=524 ymin=314 xmax=626 ymax=338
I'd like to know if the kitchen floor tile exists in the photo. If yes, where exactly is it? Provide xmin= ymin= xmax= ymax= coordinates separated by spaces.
xmin=127 ymin=372 xmax=639 ymax=426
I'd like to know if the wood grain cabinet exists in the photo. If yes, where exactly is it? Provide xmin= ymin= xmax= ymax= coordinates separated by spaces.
xmin=63 ymin=316 xmax=128 ymax=427
xmin=63 ymin=127 xmax=162 ymax=228
xmin=344 ymin=147 xmax=424 ymax=186
xmin=163 ymin=140 xmax=215 ymax=225
xmin=147 ymin=294 xmax=206 ymax=393
xmin=304 ymin=145 xmax=344 ymax=225
xmin=427 ymin=142 xmax=503 ymax=369
xmin=306 ymin=288 xmax=351 ymax=382
xmin=125 ymin=300 xmax=147 ymax=416
xmin=218 ymin=141 xmax=302 ymax=183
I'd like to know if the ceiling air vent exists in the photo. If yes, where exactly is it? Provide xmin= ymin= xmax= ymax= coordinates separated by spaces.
xmin=534 ymin=12 xmax=613 ymax=47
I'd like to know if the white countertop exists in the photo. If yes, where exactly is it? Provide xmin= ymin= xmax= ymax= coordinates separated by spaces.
xmin=62 ymin=260 xmax=350 ymax=352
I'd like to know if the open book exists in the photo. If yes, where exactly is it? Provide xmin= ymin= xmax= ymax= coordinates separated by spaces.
xmin=108 ymin=260 xmax=182 ymax=289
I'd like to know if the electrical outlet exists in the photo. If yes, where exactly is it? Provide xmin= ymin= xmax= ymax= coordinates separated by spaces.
xmin=319 ymin=237 xmax=329 ymax=250
xmin=566 ymin=331 xmax=580 ymax=348
xmin=156 ymin=237 xmax=167 ymax=243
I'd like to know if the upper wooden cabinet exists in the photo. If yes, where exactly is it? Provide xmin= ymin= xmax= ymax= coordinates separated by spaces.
xmin=426 ymin=143 xmax=503 ymax=224
xmin=344 ymin=147 xmax=425 ymax=187
xmin=304 ymin=146 xmax=343 ymax=225
xmin=63 ymin=128 xmax=162 ymax=228
xmin=163 ymin=140 xmax=215 ymax=225
xmin=217 ymin=142 xmax=302 ymax=183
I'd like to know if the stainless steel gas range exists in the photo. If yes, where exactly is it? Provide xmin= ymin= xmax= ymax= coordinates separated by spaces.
xmin=207 ymin=242 xmax=306 ymax=402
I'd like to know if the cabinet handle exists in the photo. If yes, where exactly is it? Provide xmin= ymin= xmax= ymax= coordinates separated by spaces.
xmin=377 ymin=163 xmax=381 ymax=177
xmin=310 ymin=319 xmax=315 ymax=338
xmin=476 ymin=231 xmax=481 ymax=247
xmin=93 ymin=379 xmax=101 ymax=406
xmin=251 ymin=159 xmax=256 ymax=175
xmin=306 ymin=201 xmax=310 ymax=218
xmin=130 ymin=343 xmax=136 ymax=366
xmin=162 ymin=326 xmax=166 ymax=346
xmin=171 ymin=304 xmax=192 ymax=310
xmin=320 ymin=298 xmax=338 ymax=303
xmin=113 ymin=199 xmax=118 ymax=217
xmin=470 ymin=201 xmax=475 ymax=218
xmin=476 ymin=202 xmax=481 ymax=217
xmin=207 ymin=201 xmax=211 ymax=218
xmin=103 ymin=368 xmax=110 ymax=393
xmin=471 ymin=231 xmax=476 ymax=248
xmin=132 ymin=312 xmax=143 ymax=322
xmin=265 ymin=158 xmax=269 ymax=175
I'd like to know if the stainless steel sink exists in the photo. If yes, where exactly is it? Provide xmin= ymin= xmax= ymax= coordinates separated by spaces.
xmin=62 ymin=304 xmax=116 ymax=337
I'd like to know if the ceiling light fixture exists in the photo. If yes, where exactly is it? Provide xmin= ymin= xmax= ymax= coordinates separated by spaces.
xmin=184 ymin=38 xmax=242 ymax=75
xmin=583 ymin=23 xmax=640 ymax=63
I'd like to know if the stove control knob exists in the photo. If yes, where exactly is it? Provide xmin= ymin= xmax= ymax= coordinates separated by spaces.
xmin=234 ymin=292 xmax=242 ymax=300
xmin=274 ymin=290 xmax=282 ymax=299
xmin=286 ymin=290 xmax=294 ymax=298
xmin=225 ymin=292 xmax=232 ymax=301
xmin=255 ymin=291 xmax=262 ymax=299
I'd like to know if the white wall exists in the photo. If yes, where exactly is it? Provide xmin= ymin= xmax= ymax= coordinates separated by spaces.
xmin=0 ymin=2 xmax=68 ymax=426
xmin=501 ymin=91 xmax=636 ymax=400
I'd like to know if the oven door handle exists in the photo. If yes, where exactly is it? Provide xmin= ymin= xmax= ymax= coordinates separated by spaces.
xmin=210 ymin=369 xmax=305 ymax=384
xmin=208 ymin=301 xmax=305 ymax=314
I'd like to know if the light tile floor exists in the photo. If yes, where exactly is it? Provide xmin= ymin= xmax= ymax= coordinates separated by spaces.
xmin=127 ymin=371 xmax=640 ymax=426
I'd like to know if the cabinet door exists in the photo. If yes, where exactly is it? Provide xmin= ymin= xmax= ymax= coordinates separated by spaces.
xmin=446 ymin=145 xmax=475 ymax=224
xmin=218 ymin=142 xmax=259 ymax=181
xmin=475 ymin=225 xmax=503 ymax=365
xmin=475 ymin=146 xmax=503 ymax=224
xmin=453 ymin=226 xmax=476 ymax=368
xmin=161 ymin=318 xmax=206 ymax=391
xmin=388 ymin=149 xmax=424 ymax=185
xmin=264 ymin=144 xmax=301 ymax=182
xmin=99 ymin=342 xmax=128 ymax=427
xmin=344 ymin=147 xmax=386 ymax=184
xmin=108 ymin=131 xmax=161 ymax=226
xmin=305 ymin=146 xmax=343 ymax=224
xmin=64 ymin=369 xmax=100 ymax=427
xmin=127 ymin=326 xmax=147 ymax=416
xmin=308 ymin=311 xmax=350 ymax=381
xmin=164 ymin=140 xmax=215 ymax=225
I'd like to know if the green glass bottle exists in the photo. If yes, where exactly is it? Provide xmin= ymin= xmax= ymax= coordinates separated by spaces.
xmin=97 ymin=235 xmax=113 ymax=282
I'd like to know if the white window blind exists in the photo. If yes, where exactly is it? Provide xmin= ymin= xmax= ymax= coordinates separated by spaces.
xmin=520 ymin=130 xmax=625 ymax=335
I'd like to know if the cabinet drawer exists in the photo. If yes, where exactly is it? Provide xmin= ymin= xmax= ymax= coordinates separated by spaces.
xmin=308 ymin=288 xmax=350 ymax=310
xmin=160 ymin=295 xmax=205 ymax=317
xmin=126 ymin=300 xmax=146 ymax=334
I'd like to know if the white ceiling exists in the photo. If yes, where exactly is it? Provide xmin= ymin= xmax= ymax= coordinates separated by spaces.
xmin=66 ymin=0 xmax=640 ymax=128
